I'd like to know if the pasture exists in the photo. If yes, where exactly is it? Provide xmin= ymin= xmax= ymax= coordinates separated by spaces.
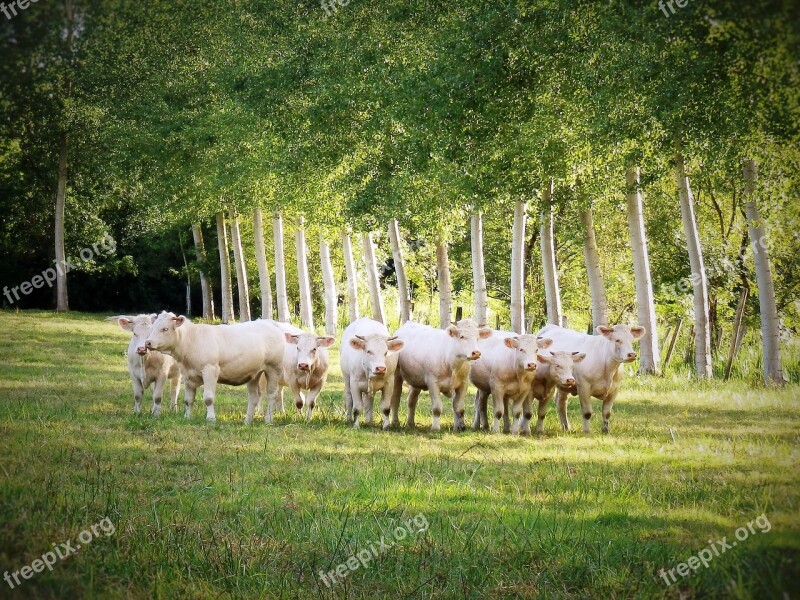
xmin=0 ymin=310 xmax=798 ymax=598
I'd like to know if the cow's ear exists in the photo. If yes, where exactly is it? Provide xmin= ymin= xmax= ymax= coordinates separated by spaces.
xmin=284 ymin=333 xmax=299 ymax=344
xmin=149 ymin=313 xmax=158 ymax=322
xmin=537 ymin=337 xmax=553 ymax=349
xmin=537 ymin=353 xmax=551 ymax=364
xmin=349 ymin=336 xmax=366 ymax=350
xmin=597 ymin=326 xmax=614 ymax=338
xmin=117 ymin=317 xmax=134 ymax=332
xmin=504 ymin=337 xmax=518 ymax=348
xmin=387 ymin=337 xmax=405 ymax=352
xmin=173 ymin=316 xmax=186 ymax=328
xmin=572 ymin=352 xmax=587 ymax=363
xmin=478 ymin=327 xmax=493 ymax=339
xmin=447 ymin=325 xmax=460 ymax=337
xmin=630 ymin=326 xmax=646 ymax=339
xmin=317 ymin=336 xmax=335 ymax=348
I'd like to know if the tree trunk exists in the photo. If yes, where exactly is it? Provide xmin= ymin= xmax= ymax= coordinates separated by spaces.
xmin=388 ymin=219 xmax=411 ymax=323
xmin=540 ymin=181 xmax=563 ymax=326
xmin=191 ymin=223 xmax=215 ymax=320
xmin=253 ymin=207 xmax=273 ymax=319
xmin=229 ymin=209 xmax=250 ymax=322
xmin=511 ymin=200 xmax=527 ymax=333
xmin=215 ymin=212 xmax=234 ymax=323
xmin=580 ymin=206 xmax=608 ymax=330
xmin=343 ymin=231 xmax=360 ymax=322
xmin=295 ymin=216 xmax=314 ymax=330
xmin=675 ymin=150 xmax=712 ymax=378
xmin=743 ymin=159 xmax=784 ymax=385
xmin=436 ymin=238 xmax=452 ymax=328
xmin=361 ymin=232 xmax=385 ymax=323
xmin=54 ymin=132 xmax=69 ymax=312
xmin=178 ymin=231 xmax=192 ymax=316
xmin=626 ymin=167 xmax=660 ymax=374
xmin=319 ymin=233 xmax=337 ymax=335
xmin=471 ymin=210 xmax=488 ymax=325
xmin=273 ymin=212 xmax=290 ymax=322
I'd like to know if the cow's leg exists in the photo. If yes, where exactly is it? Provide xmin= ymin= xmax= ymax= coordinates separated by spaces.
xmin=183 ymin=382 xmax=197 ymax=419
xmin=304 ymin=385 xmax=322 ymax=421
xmin=601 ymin=391 xmax=618 ymax=434
xmin=151 ymin=375 xmax=167 ymax=417
xmin=262 ymin=367 xmax=281 ymax=424
xmin=490 ymin=382 xmax=506 ymax=433
xmin=556 ymin=389 xmax=571 ymax=431
xmin=502 ymin=396 xmax=512 ymax=433
xmin=352 ymin=388 xmax=365 ymax=429
xmin=405 ymin=387 xmax=421 ymax=429
xmin=343 ymin=377 xmax=353 ymax=422
xmin=201 ymin=367 xmax=219 ymax=422
xmin=364 ymin=392 xmax=375 ymax=425
xmin=578 ymin=387 xmax=594 ymax=434
xmin=245 ymin=378 xmax=260 ymax=424
xmin=169 ymin=371 xmax=181 ymax=412
xmin=452 ymin=385 xmax=468 ymax=432
xmin=290 ymin=383 xmax=305 ymax=411
xmin=379 ymin=386 xmax=393 ymax=430
xmin=509 ymin=396 xmax=523 ymax=434
xmin=131 ymin=377 xmax=144 ymax=415
xmin=255 ymin=374 xmax=265 ymax=415
xmin=390 ymin=370 xmax=404 ymax=427
xmin=535 ymin=392 xmax=553 ymax=434
xmin=519 ymin=392 xmax=534 ymax=435
xmin=426 ymin=379 xmax=444 ymax=432
xmin=472 ymin=389 xmax=487 ymax=430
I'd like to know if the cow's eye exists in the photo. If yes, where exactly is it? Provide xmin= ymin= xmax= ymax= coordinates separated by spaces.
xmin=161 ymin=328 xmax=168 ymax=333
xmin=616 ymin=340 xmax=622 ymax=345
xmin=459 ymin=335 xmax=465 ymax=339
xmin=310 ymin=348 xmax=316 ymax=354
xmin=366 ymin=350 xmax=373 ymax=355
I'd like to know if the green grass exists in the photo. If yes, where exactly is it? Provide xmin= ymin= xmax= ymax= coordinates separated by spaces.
xmin=0 ymin=310 xmax=798 ymax=599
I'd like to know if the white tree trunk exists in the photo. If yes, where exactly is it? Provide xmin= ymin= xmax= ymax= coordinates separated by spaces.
xmin=295 ymin=216 xmax=314 ymax=330
xmin=55 ymin=133 xmax=69 ymax=312
xmin=361 ymin=232 xmax=385 ymax=324
xmin=229 ymin=209 xmax=251 ymax=322
xmin=319 ymin=234 xmax=337 ymax=335
xmin=626 ymin=167 xmax=660 ymax=374
xmin=343 ymin=232 xmax=360 ymax=322
xmin=540 ymin=181 xmax=563 ymax=326
xmin=436 ymin=238 xmax=452 ymax=328
xmin=580 ymin=207 xmax=608 ymax=329
xmin=253 ymin=207 xmax=273 ymax=319
xmin=510 ymin=201 xmax=527 ymax=333
xmin=272 ymin=212 xmax=290 ymax=322
xmin=471 ymin=210 xmax=488 ymax=325
xmin=388 ymin=219 xmax=411 ymax=323
xmin=215 ymin=212 xmax=234 ymax=323
xmin=743 ymin=159 xmax=784 ymax=385
xmin=191 ymin=222 xmax=215 ymax=320
xmin=675 ymin=151 xmax=712 ymax=378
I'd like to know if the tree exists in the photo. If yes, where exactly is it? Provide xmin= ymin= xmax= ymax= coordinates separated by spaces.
xmin=743 ymin=159 xmax=784 ymax=385
xmin=361 ymin=232 xmax=384 ymax=324
xmin=295 ymin=217 xmax=314 ymax=330
xmin=579 ymin=204 xmax=608 ymax=329
xmin=229 ymin=209 xmax=250 ymax=322
xmin=436 ymin=238 xmax=452 ymax=328
xmin=626 ymin=167 xmax=660 ymax=373
xmin=540 ymin=181 xmax=563 ymax=326
xmin=343 ymin=232 xmax=360 ymax=322
xmin=319 ymin=234 xmax=337 ymax=335
xmin=191 ymin=223 xmax=215 ymax=320
xmin=471 ymin=211 xmax=488 ymax=325
xmin=215 ymin=212 xmax=234 ymax=323
xmin=253 ymin=207 xmax=273 ymax=319
xmin=273 ymin=212 xmax=290 ymax=322
xmin=388 ymin=219 xmax=411 ymax=323
xmin=510 ymin=200 xmax=527 ymax=333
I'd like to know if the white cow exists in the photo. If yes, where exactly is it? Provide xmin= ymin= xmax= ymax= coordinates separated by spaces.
xmin=116 ymin=314 xmax=181 ymax=417
xmin=267 ymin=320 xmax=334 ymax=421
xmin=537 ymin=324 xmax=645 ymax=433
xmin=340 ymin=318 xmax=405 ymax=429
xmin=391 ymin=319 xmax=492 ymax=432
xmin=470 ymin=331 xmax=553 ymax=433
xmin=144 ymin=312 xmax=285 ymax=423
xmin=528 ymin=350 xmax=586 ymax=434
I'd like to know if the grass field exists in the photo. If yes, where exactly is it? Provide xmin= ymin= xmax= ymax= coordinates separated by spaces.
xmin=0 ymin=310 xmax=798 ymax=599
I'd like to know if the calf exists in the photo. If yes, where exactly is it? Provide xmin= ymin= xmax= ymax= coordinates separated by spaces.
xmin=528 ymin=350 xmax=586 ymax=434
xmin=340 ymin=318 xmax=404 ymax=429
xmin=391 ymin=319 xmax=492 ymax=432
xmin=470 ymin=331 xmax=553 ymax=433
xmin=144 ymin=312 xmax=285 ymax=423
xmin=271 ymin=321 xmax=334 ymax=421
xmin=116 ymin=314 xmax=181 ymax=417
xmin=537 ymin=324 xmax=644 ymax=433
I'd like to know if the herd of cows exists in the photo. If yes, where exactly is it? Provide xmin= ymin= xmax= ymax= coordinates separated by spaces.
xmin=115 ymin=313 xmax=645 ymax=434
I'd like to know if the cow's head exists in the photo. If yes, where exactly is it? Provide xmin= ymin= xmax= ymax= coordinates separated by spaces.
xmin=504 ymin=335 xmax=553 ymax=372
xmin=596 ymin=325 xmax=645 ymax=363
xmin=284 ymin=332 xmax=334 ymax=371
xmin=447 ymin=319 xmax=493 ymax=361
xmin=537 ymin=350 xmax=586 ymax=388
xmin=348 ymin=334 xmax=404 ymax=378
xmin=145 ymin=311 xmax=187 ymax=353
xmin=118 ymin=313 xmax=158 ymax=356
